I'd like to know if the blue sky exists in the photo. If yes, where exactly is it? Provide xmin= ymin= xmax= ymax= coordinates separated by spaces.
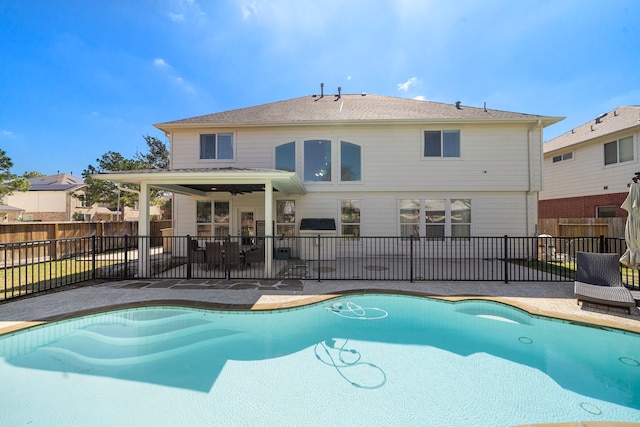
xmin=1 ymin=0 xmax=639 ymax=177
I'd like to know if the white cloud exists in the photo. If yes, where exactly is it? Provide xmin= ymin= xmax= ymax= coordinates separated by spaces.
xmin=242 ymin=2 xmax=258 ymax=19
xmin=153 ymin=58 xmax=169 ymax=68
xmin=413 ymin=96 xmax=426 ymax=101
xmin=397 ymin=77 xmax=418 ymax=92
xmin=1 ymin=130 xmax=15 ymax=137
xmin=167 ymin=12 xmax=184 ymax=22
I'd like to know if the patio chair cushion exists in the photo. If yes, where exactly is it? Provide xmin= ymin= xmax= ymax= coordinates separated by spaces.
xmin=574 ymin=251 xmax=635 ymax=313
xmin=575 ymin=252 xmax=623 ymax=287
xmin=574 ymin=281 xmax=635 ymax=313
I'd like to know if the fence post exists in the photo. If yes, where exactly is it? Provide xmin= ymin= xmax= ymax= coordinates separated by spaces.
xmin=598 ymin=235 xmax=605 ymax=253
xmin=92 ymin=235 xmax=96 ymax=280
xmin=187 ymin=235 xmax=193 ymax=280
xmin=317 ymin=234 xmax=321 ymax=282
xmin=410 ymin=235 xmax=414 ymax=283
xmin=124 ymin=235 xmax=129 ymax=279
xmin=503 ymin=235 xmax=509 ymax=284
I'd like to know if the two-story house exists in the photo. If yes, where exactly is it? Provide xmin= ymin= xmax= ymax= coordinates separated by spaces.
xmin=540 ymin=106 xmax=640 ymax=219
xmin=94 ymin=92 xmax=561 ymax=274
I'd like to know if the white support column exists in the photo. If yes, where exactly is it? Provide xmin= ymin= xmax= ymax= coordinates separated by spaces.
xmin=138 ymin=182 xmax=151 ymax=278
xmin=264 ymin=180 xmax=274 ymax=276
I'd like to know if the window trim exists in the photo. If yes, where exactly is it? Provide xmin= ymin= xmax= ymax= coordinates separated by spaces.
xmin=340 ymin=199 xmax=361 ymax=240
xmin=398 ymin=198 xmax=472 ymax=238
xmin=275 ymin=141 xmax=296 ymax=172
xmin=303 ymin=139 xmax=333 ymax=183
xmin=339 ymin=141 xmax=363 ymax=183
xmin=199 ymin=133 xmax=235 ymax=161
xmin=552 ymin=151 xmax=573 ymax=163
xmin=422 ymin=129 xmax=462 ymax=159
xmin=604 ymin=135 xmax=634 ymax=166
xmin=275 ymin=200 xmax=296 ymax=237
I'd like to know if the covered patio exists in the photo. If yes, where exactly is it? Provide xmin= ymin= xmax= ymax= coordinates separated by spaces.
xmin=93 ymin=167 xmax=306 ymax=278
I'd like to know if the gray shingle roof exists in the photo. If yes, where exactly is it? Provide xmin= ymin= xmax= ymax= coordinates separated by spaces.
xmin=544 ymin=106 xmax=640 ymax=154
xmin=28 ymin=174 xmax=85 ymax=191
xmin=155 ymin=94 xmax=561 ymax=130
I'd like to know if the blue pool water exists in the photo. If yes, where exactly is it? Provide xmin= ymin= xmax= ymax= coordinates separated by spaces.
xmin=0 ymin=294 xmax=638 ymax=426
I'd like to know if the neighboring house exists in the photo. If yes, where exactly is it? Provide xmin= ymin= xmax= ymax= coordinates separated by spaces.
xmin=540 ymin=106 xmax=640 ymax=219
xmin=0 ymin=204 xmax=24 ymax=223
xmin=95 ymin=91 xmax=562 ymax=270
xmin=3 ymin=173 xmax=161 ymax=222
xmin=4 ymin=174 xmax=88 ymax=222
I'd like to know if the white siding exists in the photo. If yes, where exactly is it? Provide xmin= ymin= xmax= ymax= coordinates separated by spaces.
xmin=169 ymin=120 xmax=542 ymax=236
xmin=541 ymin=130 xmax=640 ymax=200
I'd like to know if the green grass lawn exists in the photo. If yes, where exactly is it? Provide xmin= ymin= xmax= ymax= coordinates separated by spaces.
xmin=0 ymin=258 xmax=118 ymax=300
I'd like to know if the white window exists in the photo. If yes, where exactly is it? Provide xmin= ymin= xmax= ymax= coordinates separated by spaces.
xmin=400 ymin=199 xmax=420 ymax=237
xmin=596 ymin=206 xmax=616 ymax=218
xmin=604 ymin=136 xmax=633 ymax=165
xmin=197 ymin=200 xmax=229 ymax=238
xmin=275 ymin=142 xmax=296 ymax=172
xmin=276 ymin=200 xmax=295 ymax=237
xmin=340 ymin=141 xmax=361 ymax=181
xmin=341 ymin=199 xmax=361 ymax=239
xmin=304 ymin=140 xmax=332 ymax=181
xmin=552 ymin=152 xmax=573 ymax=163
xmin=400 ymin=198 xmax=472 ymax=238
xmin=424 ymin=130 xmax=460 ymax=158
xmin=200 ymin=133 xmax=234 ymax=160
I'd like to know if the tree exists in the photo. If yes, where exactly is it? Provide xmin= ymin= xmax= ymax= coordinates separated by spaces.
xmin=22 ymin=171 xmax=45 ymax=178
xmin=0 ymin=149 xmax=30 ymax=198
xmin=81 ymin=135 xmax=169 ymax=209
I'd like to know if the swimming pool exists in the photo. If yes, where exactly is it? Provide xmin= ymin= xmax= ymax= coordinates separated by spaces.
xmin=0 ymin=294 xmax=638 ymax=426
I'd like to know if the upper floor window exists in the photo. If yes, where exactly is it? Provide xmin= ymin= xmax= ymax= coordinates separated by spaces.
xmin=340 ymin=141 xmax=361 ymax=181
xmin=275 ymin=142 xmax=296 ymax=172
xmin=604 ymin=136 xmax=633 ymax=165
xmin=200 ymin=133 xmax=234 ymax=160
xmin=304 ymin=140 xmax=331 ymax=181
xmin=424 ymin=130 xmax=460 ymax=158
xmin=552 ymin=152 xmax=573 ymax=163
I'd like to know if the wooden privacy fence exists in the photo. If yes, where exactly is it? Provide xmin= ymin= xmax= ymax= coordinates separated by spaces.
xmin=538 ymin=218 xmax=626 ymax=238
xmin=0 ymin=221 xmax=171 ymax=265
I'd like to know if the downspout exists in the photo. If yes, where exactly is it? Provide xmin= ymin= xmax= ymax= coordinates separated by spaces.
xmin=527 ymin=119 xmax=542 ymax=236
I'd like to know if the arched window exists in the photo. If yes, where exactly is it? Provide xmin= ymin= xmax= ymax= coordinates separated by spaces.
xmin=340 ymin=141 xmax=361 ymax=181
xmin=275 ymin=142 xmax=295 ymax=172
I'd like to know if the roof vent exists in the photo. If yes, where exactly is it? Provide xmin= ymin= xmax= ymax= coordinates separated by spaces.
xmin=455 ymin=101 xmax=462 ymax=109
xmin=483 ymin=102 xmax=487 ymax=112
xmin=591 ymin=125 xmax=594 ymax=131
xmin=361 ymin=92 xmax=367 ymax=96
xmin=312 ymin=82 xmax=325 ymax=100
xmin=335 ymin=87 xmax=341 ymax=100
xmin=614 ymin=110 xmax=618 ymax=116
xmin=595 ymin=112 xmax=608 ymax=124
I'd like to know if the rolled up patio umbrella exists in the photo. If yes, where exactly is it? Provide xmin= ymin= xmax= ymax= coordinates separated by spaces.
xmin=619 ymin=179 xmax=640 ymax=268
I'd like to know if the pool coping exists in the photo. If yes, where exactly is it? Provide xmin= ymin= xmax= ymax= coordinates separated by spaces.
xmin=1 ymin=287 xmax=639 ymax=336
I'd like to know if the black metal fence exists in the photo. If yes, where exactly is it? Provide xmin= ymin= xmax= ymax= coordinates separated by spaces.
xmin=1 ymin=234 xmax=638 ymax=302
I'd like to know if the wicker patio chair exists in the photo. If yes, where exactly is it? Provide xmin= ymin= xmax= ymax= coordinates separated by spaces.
xmin=205 ymin=242 xmax=223 ymax=270
xmin=574 ymin=251 xmax=635 ymax=314
xmin=224 ymin=241 xmax=242 ymax=270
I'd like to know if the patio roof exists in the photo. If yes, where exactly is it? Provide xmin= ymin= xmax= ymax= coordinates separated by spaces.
xmin=91 ymin=167 xmax=307 ymax=197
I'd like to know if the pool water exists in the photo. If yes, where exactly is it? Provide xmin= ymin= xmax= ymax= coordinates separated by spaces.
xmin=0 ymin=295 xmax=638 ymax=426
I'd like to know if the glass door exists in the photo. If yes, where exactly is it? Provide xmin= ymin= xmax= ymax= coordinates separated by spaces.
xmin=239 ymin=210 xmax=255 ymax=247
